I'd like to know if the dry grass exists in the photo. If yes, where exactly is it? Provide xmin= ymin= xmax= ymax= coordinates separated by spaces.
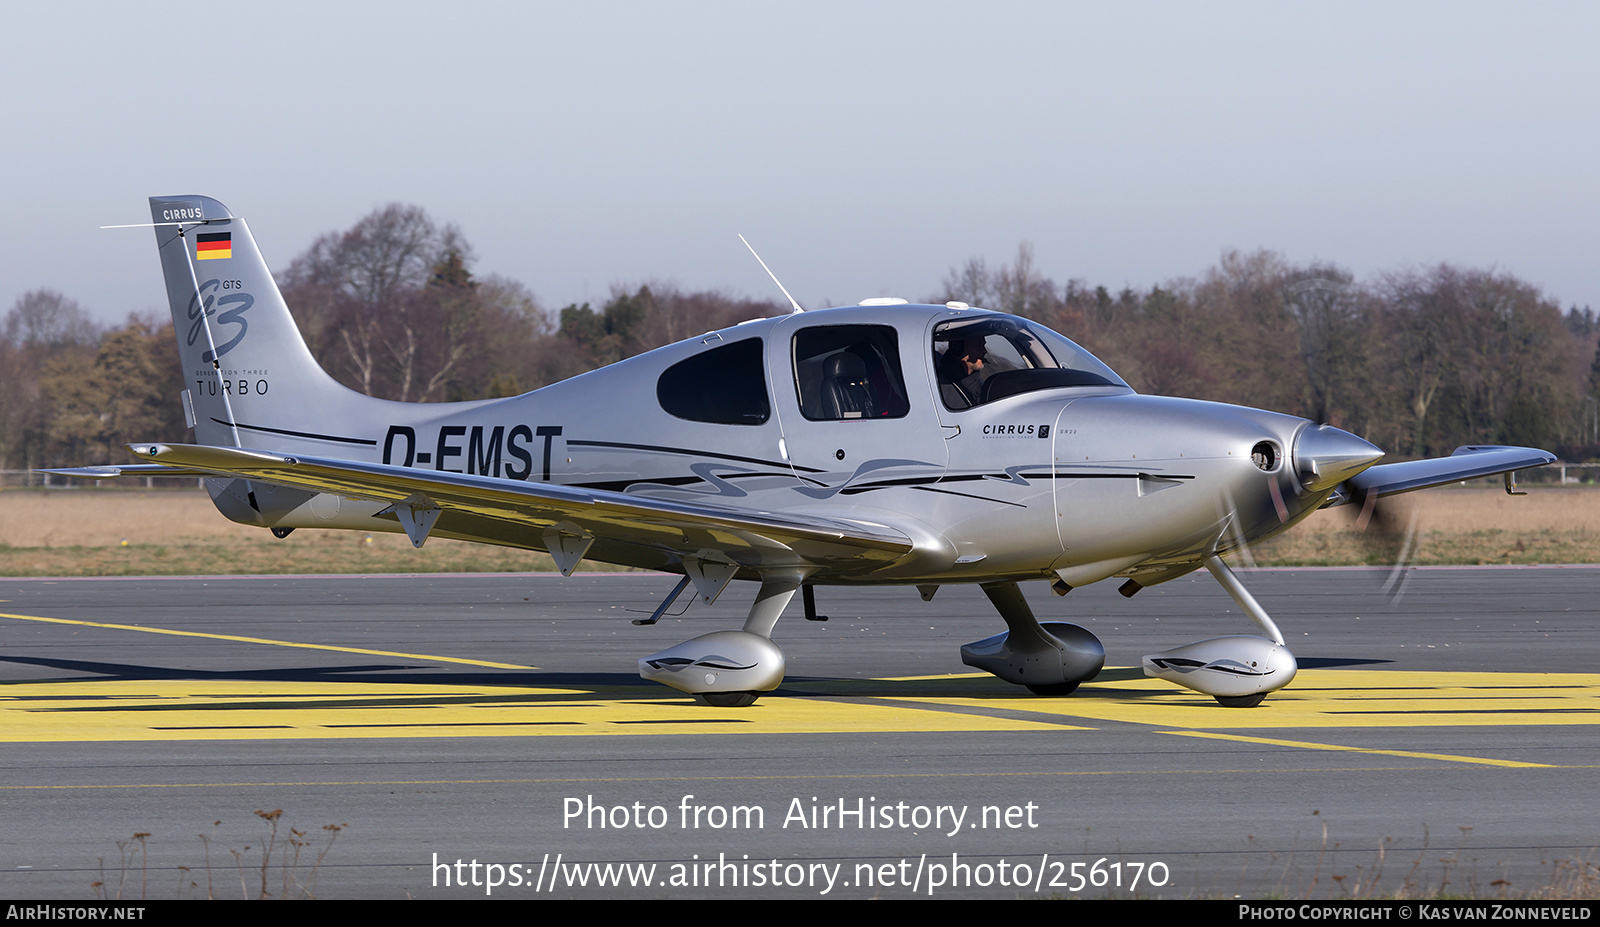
xmin=1 ymin=490 xmax=253 ymax=547
xmin=93 ymin=812 xmax=346 ymax=901
xmin=1250 ymin=487 xmax=1600 ymax=566
xmin=1228 ymin=819 xmax=1600 ymax=901
xmin=0 ymin=488 xmax=578 ymax=576
xmin=0 ymin=485 xmax=1593 ymax=577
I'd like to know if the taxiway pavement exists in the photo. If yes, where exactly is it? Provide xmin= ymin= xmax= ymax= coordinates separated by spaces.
xmin=1 ymin=567 xmax=1596 ymax=899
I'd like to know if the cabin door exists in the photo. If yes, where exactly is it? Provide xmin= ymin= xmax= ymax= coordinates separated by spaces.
xmin=765 ymin=316 xmax=948 ymax=495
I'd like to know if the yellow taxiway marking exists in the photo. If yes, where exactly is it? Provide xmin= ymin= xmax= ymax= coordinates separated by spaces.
xmin=0 ymin=609 xmax=1082 ymax=741
xmin=2 ymin=668 xmax=1595 ymax=746
xmin=0 ymin=611 xmax=532 ymax=670
xmin=3 ymin=606 xmax=1596 ymax=747
xmin=896 ymin=669 xmax=1600 ymax=730
xmin=1157 ymin=731 xmax=1552 ymax=768
xmin=0 ymin=679 xmax=1076 ymax=742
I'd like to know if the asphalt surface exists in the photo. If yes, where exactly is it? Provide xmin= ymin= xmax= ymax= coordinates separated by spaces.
xmin=1 ymin=566 xmax=1596 ymax=900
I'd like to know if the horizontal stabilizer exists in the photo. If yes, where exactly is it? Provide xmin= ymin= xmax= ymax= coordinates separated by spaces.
xmin=40 ymin=464 xmax=212 ymax=479
xmin=1332 ymin=445 xmax=1555 ymax=504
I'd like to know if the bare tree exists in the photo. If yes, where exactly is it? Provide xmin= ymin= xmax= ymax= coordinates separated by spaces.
xmin=992 ymin=242 xmax=1058 ymax=319
xmin=1283 ymin=262 xmax=1361 ymax=426
xmin=936 ymin=243 xmax=1058 ymax=319
xmin=1 ymin=290 xmax=103 ymax=469
xmin=278 ymin=205 xmax=478 ymax=399
xmin=1375 ymin=265 xmax=1577 ymax=455
xmin=5 ymin=289 xmax=99 ymax=349
xmin=939 ymin=256 xmax=991 ymax=306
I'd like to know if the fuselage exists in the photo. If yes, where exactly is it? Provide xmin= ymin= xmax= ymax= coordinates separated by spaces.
xmin=237 ymin=303 xmax=1369 ymax=589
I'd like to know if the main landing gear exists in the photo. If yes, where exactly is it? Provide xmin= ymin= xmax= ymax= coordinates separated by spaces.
xmin=638 ymin=555 xmax=1297 ymax=708
xmin=638 ymin=576 xmax=796 ymax=707
xmin=959 ymin=580 xmax=1106 ymax=694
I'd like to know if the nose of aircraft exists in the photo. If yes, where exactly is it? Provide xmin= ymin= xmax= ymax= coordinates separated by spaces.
xmin=1294 ymin=424 xmax=1384 ymax=493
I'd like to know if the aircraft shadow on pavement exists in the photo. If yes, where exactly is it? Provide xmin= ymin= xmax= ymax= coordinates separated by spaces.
xmin=0 ymin=653 xmax=1394 ymax=709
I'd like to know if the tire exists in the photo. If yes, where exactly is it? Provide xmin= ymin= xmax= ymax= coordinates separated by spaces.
xmin=1214 ymin=693 xmax=1267 ymax=708
xmin=1024 ymin=682 xmax=1080 ymax=696
xmin=701 ymin=691 xmax=760 ymax=707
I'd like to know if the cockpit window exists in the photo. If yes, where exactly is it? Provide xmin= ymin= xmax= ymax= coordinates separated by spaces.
xmin=792 ymin=325 xmax=910 ymax=421
xmin=656 ymin=338 xmax=770 ymax=425
xmin=932 ymin=315 xmax=1128 ymax=410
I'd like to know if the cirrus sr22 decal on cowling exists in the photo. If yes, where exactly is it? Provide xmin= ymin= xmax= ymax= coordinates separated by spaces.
xmin=55 ymin=196 xmax=1555 ymax=707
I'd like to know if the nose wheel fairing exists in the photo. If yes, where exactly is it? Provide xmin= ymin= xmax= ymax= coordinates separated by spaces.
xmin=1142 ymin=636 xmax=1298 ymax=706
xmin=1139 ymin=555 xmax=1298 ymax=706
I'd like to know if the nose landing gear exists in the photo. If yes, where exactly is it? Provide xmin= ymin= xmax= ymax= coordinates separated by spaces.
xmin=1141 ymin=556 xmax=1298 ymax=706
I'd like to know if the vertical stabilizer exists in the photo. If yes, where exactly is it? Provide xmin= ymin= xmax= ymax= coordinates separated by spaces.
xmin=148 ymin=195 xmax=379 ymax=451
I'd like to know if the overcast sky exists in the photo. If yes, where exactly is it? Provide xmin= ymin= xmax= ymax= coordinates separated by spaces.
xmin=3 ymin=1 xmax=1595 ymax=327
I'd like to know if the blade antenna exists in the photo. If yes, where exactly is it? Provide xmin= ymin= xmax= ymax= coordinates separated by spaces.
xmin=100 ymin=220 xmax=211 ymax=229
xmin=738 ymin=234 xmax=803 ymax=314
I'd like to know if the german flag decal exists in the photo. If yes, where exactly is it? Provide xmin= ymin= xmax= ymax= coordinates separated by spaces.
xmin=195 ymin=232 xmax=232 ymax=261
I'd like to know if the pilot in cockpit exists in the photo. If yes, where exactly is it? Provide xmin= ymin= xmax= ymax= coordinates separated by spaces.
xmin=936 ymin=337 xmax=989 ymax=409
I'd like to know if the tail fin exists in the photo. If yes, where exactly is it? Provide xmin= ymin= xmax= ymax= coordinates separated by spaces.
xmin=147 ymin=195 xmax=512 ymax=531
xmin=148 ymin=195 xmax=432 ymax=454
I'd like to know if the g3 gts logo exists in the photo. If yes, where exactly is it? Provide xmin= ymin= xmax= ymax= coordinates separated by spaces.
xmin=186 ymin=278 xmax=253 ymax=363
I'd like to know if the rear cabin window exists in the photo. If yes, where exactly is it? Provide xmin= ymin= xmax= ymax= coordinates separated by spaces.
xmin=656 ymin=338 xmax=771 ymax=425
xmin=791 ymin=325 xmax=910 ymax=421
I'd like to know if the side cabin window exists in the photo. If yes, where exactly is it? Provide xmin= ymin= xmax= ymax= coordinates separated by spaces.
xmin=933 ymin=316 xmax=1128 ymax=411
xmin=656 ymin=338 xmax=770 ymax=425
xmin=792 ymin=325 xmax=911 ymax=421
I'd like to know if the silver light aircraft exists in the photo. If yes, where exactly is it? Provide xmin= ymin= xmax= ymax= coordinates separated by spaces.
xmin=57 ymin=195 xmax=1556 ymax=707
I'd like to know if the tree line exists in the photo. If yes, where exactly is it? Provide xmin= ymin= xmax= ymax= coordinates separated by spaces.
xmin=939 ymin=244 xmax=1597 ymax=460
xmin=3 ymin=205 xmax=1595 ymax=472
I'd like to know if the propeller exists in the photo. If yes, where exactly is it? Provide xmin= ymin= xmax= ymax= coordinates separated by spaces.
xmin=1347 ymin=485 xmax=1421 ymax=601
xmin=1291 ymin=424 xmax=1418 ymax=598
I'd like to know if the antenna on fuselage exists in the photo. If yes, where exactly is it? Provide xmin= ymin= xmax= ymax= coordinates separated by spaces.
xmin=738 ymin=234 xmax=803 ymax=314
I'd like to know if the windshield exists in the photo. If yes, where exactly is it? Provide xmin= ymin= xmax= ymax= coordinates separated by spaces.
xmin=932 ymin=315 xmax=1128 ymax=410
